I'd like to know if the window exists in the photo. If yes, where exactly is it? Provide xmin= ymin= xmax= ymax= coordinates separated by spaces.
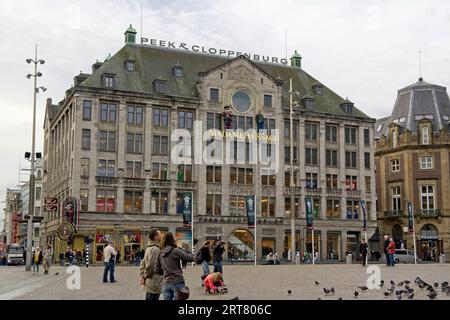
xmin=174 ymin=66 xmax=183 ymax=78
xmin=325 ymin=125 xmax=337 ymax=143
xmin=80 ymin=189 xmax=89 ymax=212
xmin=127 ymin=106 xmax=143 ymax=125
xmin=345 ymin=175 xmax=357 ymax=190
xmin=97 ymin=160 xmax=115 ymax=177
xmin=261 ymin=173 xmax=275 ymax=186
xmin=420 ymin=156 xmax=433 ymax=169
xmin=103 ymin=75 xmax=114 ymax=88
xmin=263 ymin=95 xmax=273 ymax=108
xmin=364 ymin=152 xmax=371 ymax=169
xmin=207 ymin=113 xmax=222 ymax=130
xmin=284 ymin=197 xmax=300 ymax=218
xmin=345 ymin=127 xmax=357 ymax=144
xmin=81 ymin=129 xmax=91 ymax=150
xmin=305 ymin=148 xmax=318 ymax=165
xmin=153 ymin=107 xmax=169 ymax=127
xmin=365 ymin=176 xmax=371 ymax=191
xmin=285 ymin=146 xmax=298 ymax=164
xmin=261 ymin=197 xmax=276 ymax=217
xmin=96 ymin=189 xmax=116 ymax=212
xmin=99 ymin=103 xmax=117 ymax=122
xmin=420 ymin=185 xmax=435 ymax=211
xmin=232 ymin=91 xmax=252 ymax=113
xmin=126 ymin=61 xmax=135 ymax=72
xmin=391 ymin=186 xmax=401 ymax=211
xmin=326 ymin=149 xmax=338 ymax=167
xmin=152 ymin=163 xmax=168 ymax=180
xmin=151 ymin=192 xmax=169 ymax=214
xmin=124 ymin=191 xmax=143 ymax=213
xmin=178 ymin=110 xmax=194 ymax=129
xmin=206 ymin=194 xmax=222 ymax=215
xmin=346 ymin=201 xmax=359 ymax=219
xmin=326 ymin=199 xmax=340 ymax=219
xmin=35 ymin=187 xmax=41 ymax=201
xmin=391 ymin=159 xmax=400 ymax=172
xmin=152 ymin=135 xmax=169 ymax=155
xmin=305 ymin=122 xmax=318 ymax=140
xmin=153 ymin=80 xmax=168 ymax=94
xmin=345 ymin=151 xmax=357 ymax=168
xmin=229 ymin=195 xmax=246 ymax=216
xmin=305 ymin=172 xmax=318 ymax=189
xmin=326 ymin=174 xmax=338 ymax=189
xmin=126 ymin=133 xmax=143 ymax=153
xmin=177 ymin=164 xmax=192 ymax=182
xmin=285 ymin=171 xmax=298 ymax=187
xmin=364 ymin=128 xmax=370 ymax=146
xmin=206 ymin=166 xmax=222 ymax=183
xmin=210 ymin=88 xmax=219 ymax=102
xmin=82 ymin=100 xmax=92 ymax=121
xmin=421 ymin=127 xmax=430 ymax=145
xmin=125 ymin=161 xmax=142 ymax=178
xmin=284 ymin=120 xmax=299 ymax=138
xmin=230 ymin=167 xmax=253 ymax=184
xmin=98 ymin=131 xmax=116 ymax=152
xmin=81 ymin=158 xmax=90 ymax=178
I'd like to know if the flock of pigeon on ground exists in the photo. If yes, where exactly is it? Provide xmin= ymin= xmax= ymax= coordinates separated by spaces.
xmin=284 ymin=278 xmax=450 ymax=300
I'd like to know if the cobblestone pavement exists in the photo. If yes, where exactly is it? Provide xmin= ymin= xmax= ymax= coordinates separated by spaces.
xmin=1 ymin=263 xmax=449 ymax=300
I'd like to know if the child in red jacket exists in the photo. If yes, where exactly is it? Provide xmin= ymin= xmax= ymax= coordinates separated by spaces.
xmin=204 ymin=272 xmax=225 ymax=294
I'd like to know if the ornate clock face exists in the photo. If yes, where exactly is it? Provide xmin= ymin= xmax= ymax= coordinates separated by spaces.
xmin=232 ymin=91 xmax=251 ymax=113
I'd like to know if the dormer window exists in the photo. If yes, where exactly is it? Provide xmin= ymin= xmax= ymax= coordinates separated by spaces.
xmin=312 ymin=84 xmax=323 ymax=96
xmin=153 ymin=79 xmax=168 ymax=94
xmin=174 ymin=66 xmax=183 ymax=78
xmin=125 ymin=60 xmax=135 ymax=72
xmin=340 ymin=102 xmax=353 ymax=114
xmin=102 ymin=74 xmax=115 ymax=88
xmin=301 ymin=95 xmax=315 ymax=111
xmin=421 ymin=127 xmax=430 ymax=145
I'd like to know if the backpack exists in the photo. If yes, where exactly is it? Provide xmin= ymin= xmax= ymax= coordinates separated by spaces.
xmin=195 ymin=250 xmax=203 ymax=264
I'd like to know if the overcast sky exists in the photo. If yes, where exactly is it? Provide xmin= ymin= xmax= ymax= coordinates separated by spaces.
xmin=1 ymin=0 xmax=449 ymax=230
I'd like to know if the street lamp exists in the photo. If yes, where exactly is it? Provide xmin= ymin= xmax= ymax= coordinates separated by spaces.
xmin=24 ymin=44 xmax=45 ymax=272
xmin=288 ymin=78 xmax=300 ymax=264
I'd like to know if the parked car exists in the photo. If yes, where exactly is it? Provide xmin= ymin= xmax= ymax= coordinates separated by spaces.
xmin=380 ymin=249 xmax=417 ymax=264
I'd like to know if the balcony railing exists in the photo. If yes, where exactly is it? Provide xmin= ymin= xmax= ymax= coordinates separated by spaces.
xmin=175 ymin=181 xmax=197 ymax=190
xmin=148 ymin=179 xmax=171 ymax=189
xmin=346 ymin=189 xmax=362 ymax=198
xmin=304 ymin=187 xmax=322 ymax=196
xmin=96 ymin=176 xmax=119 ymax=186
xmin=326 ymin=188 xmax=342 ymax=197
xmin=283 ymin=186 xmax=302 ymax=195
xmin=418 ymin=209 xmax=441 ymax=218
xmin=230 ymin=184 xmax=254 ymax=196
xmin=122 ymin=178 xmax=146 ymax=188
xmin=384 ymin=210 xmax=403 ymax=219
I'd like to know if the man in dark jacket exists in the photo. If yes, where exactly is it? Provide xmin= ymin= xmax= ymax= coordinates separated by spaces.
xmin=199 ymin=242 xmax=211 ymax=285
xmin=359 ymin=240 xmax=368 ymax=266
xmin=213 ymin=240 xmax=225 ymax=273
xmin=383 ymin=235 xmax=390 ymax=266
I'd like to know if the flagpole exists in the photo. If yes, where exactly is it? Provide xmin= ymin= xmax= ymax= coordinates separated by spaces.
xmin=312 ymin=228 xmax=315 ymax=265
xmin=254 ymin=195 xmax=257 ymax=266
xmin=191 ymin=191 xmax=194 ymax=267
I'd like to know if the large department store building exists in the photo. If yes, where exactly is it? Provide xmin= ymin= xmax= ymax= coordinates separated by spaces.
xmin=41 ymin=25 xmax=376 ymax=263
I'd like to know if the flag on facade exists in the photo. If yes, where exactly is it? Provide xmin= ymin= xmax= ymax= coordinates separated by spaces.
xmin=305 ymin=197 xmax=314 ymax=229
xmin=182 ymin=192 xmax=192 ymax=227
xmin=408 ymin=202 xmax=414 ymax=232
xmin=359 ymin=199 xmax=367 ymax=231
xmin=246 ymin=196 xmax=255 ymax=228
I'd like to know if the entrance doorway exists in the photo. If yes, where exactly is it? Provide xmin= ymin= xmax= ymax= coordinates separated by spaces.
xmin=261 ymin=238 xmax=275 ymax=257
xmin=346 ymin=231 xmax=360 ymax=256
xmin=228 ymin=229 xmax=254 ymax=261
xmin=419 ymin=224 xmax=440 ymax=261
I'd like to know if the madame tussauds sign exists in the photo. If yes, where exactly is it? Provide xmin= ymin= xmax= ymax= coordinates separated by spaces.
xmin=141 ymin=37 xmax=289 ymax=65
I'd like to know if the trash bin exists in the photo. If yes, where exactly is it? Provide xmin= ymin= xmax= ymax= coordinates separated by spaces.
xmin=439 ymin=254 xmax=445 ymax=264
xmin=346 ymin=254 xmax=352 ymax=264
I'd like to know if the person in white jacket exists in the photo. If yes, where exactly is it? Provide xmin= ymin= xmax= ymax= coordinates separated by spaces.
xmin=103 ymin=240 xmax=117 ymax=283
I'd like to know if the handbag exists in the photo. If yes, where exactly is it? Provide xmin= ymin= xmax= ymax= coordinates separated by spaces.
xmin=176 ymin=286 xmax=190 ymax=300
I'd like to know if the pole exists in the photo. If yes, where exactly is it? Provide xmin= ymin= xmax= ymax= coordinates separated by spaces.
xmin=254 ymin=196 xmax=257 ymax=266
xmin=365 ymin=229 xmax=368 ymax=266
xmin=191 ymin=191 xmax=194 ymax=267
xmin=412 ymin=206 xmax=418 ymax=264
xmin=25 ymin=44 xmax=38 ymax=272
xmin=312 ymin=228 xmax=315 ymax=265
xmin=289 ymin=78 xmax=296 ymax=264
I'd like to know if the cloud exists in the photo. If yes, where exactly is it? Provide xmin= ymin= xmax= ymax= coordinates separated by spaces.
xmin=1 ymin=0 xmax=450 ymax=228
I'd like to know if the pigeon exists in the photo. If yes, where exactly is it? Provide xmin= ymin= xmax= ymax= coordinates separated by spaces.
xmin=358 ymin=286 xmax=368 ymax=291
xmin=426 ymin=286 xmax=434 ymax=292
xmin=407 ymin=293 xmax=414 ymax=300
xmin=396 ymin=295 xmax=402 ymax=300
xmin=390 ymin=280 xmax=395 ymax=286
xmin=231 ymin=297 xmax=239 ymax=300
xmin=288 ymin=290 xmax=292 ymax=295
xmin=323 ymin=288 xmax=331 ymax=295
xmin=404 ymin=280 xmax=411 ymax=285
xmin=384 ymin=291 xmax=390 ymax=297
xmin=388 ymin=287 xmax=395 ymax=293
xmin=54 ymin=272 xmax=59 ymax=275
xmin=442 ymin=281 xmax=449 ymax=287
xmin=397 ymin=281 xmax=404 ymax=286
xmin=315 ymin=281 xmax=320 ymax=286
xmin=316 ymin=297 xmax=322 ymax=300
xmin=330 ymin=287 xmax=335 ymax=295
xmin=354 ymin=291 xmax=359 ymax=298
xmin=337 ymin=297 xmax=343 ymax=300
xmin=405 ymin=285 xmax=410 ymax=291
xmin=427 ymin=292 xmax=438 ymax=300
xmin=434 ymin=282 xmax=439 ymax=288
xmin=418 ymin=284 xmax=426 ymax=290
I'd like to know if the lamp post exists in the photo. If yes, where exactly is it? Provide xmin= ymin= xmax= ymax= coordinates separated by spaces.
xmin=24 ymin=44 xmax=46 ymax=271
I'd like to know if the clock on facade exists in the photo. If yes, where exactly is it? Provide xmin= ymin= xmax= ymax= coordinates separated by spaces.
xmin=232 ymin=91 xmax=252 ymax=113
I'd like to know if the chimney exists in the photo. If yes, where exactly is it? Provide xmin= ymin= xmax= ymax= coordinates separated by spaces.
xmin=92 ymin=60 xmax=104 ymax=73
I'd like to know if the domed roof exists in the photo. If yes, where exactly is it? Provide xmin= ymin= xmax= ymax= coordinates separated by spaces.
xmin=291 ymin=50 xmax=302 ymax=59
xmin=388 ymin=77 xmax=450 ymax=133
xmin=125 ymin=24 xmax=137 ymax=34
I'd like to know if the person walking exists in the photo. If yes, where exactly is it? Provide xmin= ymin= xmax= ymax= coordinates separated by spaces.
xmin=359 ymin=240 xmax=368 ymax=267
xmin=154 ymin=232 xmax=194 ymax=300
xmin=212 ymin=240 xmax=225 ymax=273
xmin=103 ymin=240 xmax=117 ymax=283
xmin=43 ymin=244 xmax=53 ymax=274
xmin=116 ymin=250 xmax=121 ymax=265
xmin=33 ymin=247 xmax=43 ymax=275
xmin=199 ymin=241 xmax=212 ymax=285
xmin=139 ymin=228 xmax=164 ymax=300
xmin=383 ymin=235 xmax=390 ymax=266
xmin=387 ymin=237 xmax=396 ymax=267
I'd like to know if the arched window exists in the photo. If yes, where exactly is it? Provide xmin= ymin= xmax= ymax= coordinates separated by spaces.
xmin=227 ymin=229 xmax=254 ymax=261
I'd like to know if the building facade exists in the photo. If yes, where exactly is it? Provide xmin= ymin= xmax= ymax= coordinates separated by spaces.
xmin=2 ymin=188 xmax=22 ymax=245
xmin=375 ymin=77 xmax=450 ymax=262
xmin=41 ymin=26 xmax=376 ymax=263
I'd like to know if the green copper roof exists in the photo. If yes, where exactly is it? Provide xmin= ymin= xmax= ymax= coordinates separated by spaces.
xmin=291 ymin=50 xmax=302 ymax=59
xmin=80 ymin=44 xmax=370 ymax=119
xmin=125 ymin=24 xmax=136 ymax=34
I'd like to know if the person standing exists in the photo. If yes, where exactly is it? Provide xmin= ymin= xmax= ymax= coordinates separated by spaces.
xmin=116 ymin=250 xmax=121 ymax=265
xmin=139 ymin=228 xmax=163 ymax=300
xmin=383 ymin=235 xmax=390 ymax=266
xmin=154 ymin=232 xmax=194 ymax=300
xmin=103 ymin=240 xmax=117 ymax=283
xmin=212 ymin=240 xmax=225 ymax=273
xmin=359 ymin=240 xmax=368 ymax=267
xmin=200 ymin=241 xmax=211 ymax=285
xmin=33 ymin=247 xmax=43 ymax=275
xmin=387 ymin=237 xmax=396 ymax=267
xmin=43 ymin=244 xmax=53 ymax=274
